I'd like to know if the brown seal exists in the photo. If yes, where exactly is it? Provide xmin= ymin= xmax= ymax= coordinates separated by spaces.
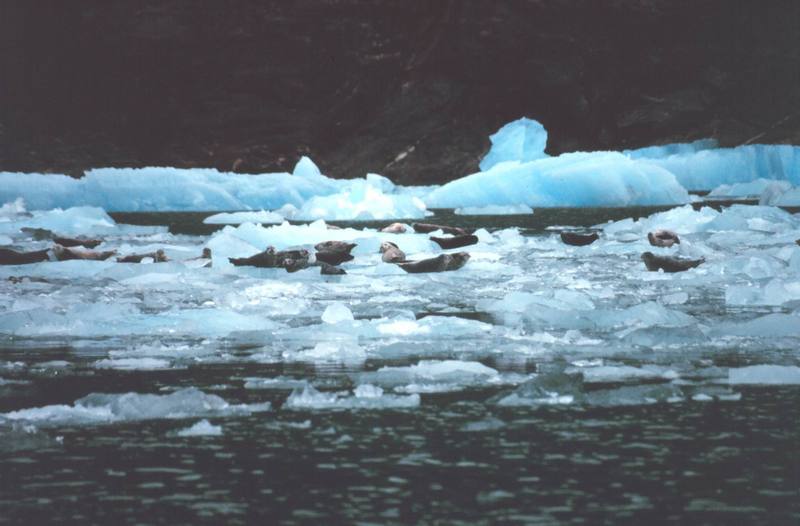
xmin=412 ymin=222 xmax=473 ymax=236
xmin=396 ymin=252 xmax=470 ymax=273
xmin=117 ymin=249 xmax=169 ymax=263
xmin=380 ymin=241 xmax=406 ymax=263
xmin=641 ymin=251 xmax=703 ymax=273
xmin=52 ymin=244 xmax=117 ymax=261
xmin=0 ymin=247 xmax=51 ymax=265
xmin=648 ymin=230 xmax=680 ymax=248
xmin=430 ymin=234 xmax=479 ymax=249
xmin=560 ymin=232 xmax=599 ymax=246
xmin=380 ymin=223 xmax=407 ymax=234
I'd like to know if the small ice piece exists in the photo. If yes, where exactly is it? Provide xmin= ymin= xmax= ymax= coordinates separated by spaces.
xmin=359 ymin=360 xmax=500 ymax=391
xmin=203 ymin=210 xmax=284 ymax=225
xmin=479 ymin=118 xmax=549 ymax=171
xmin=321 ymin=303 xmax=354 ymax=324
xmin=569 ymin=365 xmax=677 ymax=384
xmin=2 ymin=387 xmax=271 ymax=426
xmin=176 ymin=419 xmax=223 ymax=437
xmin=283 ymin=385 xmax=419 ymax=410
xmin=728 ymin=365 xmax=800 ymax=385
xmin=291 ymin=342 xmax=366 ymax=364
xmin=353 ymin=384 xmax=384 ymax=398
xmin=455 ymin=204 xmax=533 ymax=215
xmin=243 ymin=377 xmax=309 ymax=390
xmin=94 ymin=358 xmax=172 ymax=370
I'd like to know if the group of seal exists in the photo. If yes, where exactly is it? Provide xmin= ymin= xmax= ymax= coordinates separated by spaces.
xmin=558 ymin=226 xmax=704 ymax=273
xmin=1 ymin=233 xmax=211 ymax=267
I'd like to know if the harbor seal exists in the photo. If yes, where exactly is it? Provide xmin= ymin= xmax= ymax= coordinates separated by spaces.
xmin=0 ymin=247 xmax=51 ymax=265
xmin=314 ymin=241 xmax=356 ymax=265
xmin=430 ymin=234 xmax=479 ymax=250
xmin=380 ymin=223 xmax=407 ymax=234
xmin=641 ymin=251 xmax=704 ymax=273
xmin=560 ymin=232 xmax=599 ymax=246
xmin=229 ymin=247 xmax=310 ymax=271
xmin=380 ymin=241 xmax=406 ymax=263
xmin=319 ymin=262 xmax=346 ymax=275
xmin=117 ymin=249 xmax=169 ymax=263
xmin=648 ymin=230 xmax=680 ymax=248
xmin=396 ymin=252 xmax=470 ymax=273
xmin=53 ymin=236 xmax=103 ymax=249
xmin=412 ymin=222 xmax=472 ymax=237
xmin=52 ymin=244 xmax=117 ymax=261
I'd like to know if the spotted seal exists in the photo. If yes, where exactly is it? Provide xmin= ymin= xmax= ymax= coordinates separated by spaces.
xmin=641 ymin=251 xmax=703 ymax=273
xmin=647 ymin=230 xmax=680 ymax=248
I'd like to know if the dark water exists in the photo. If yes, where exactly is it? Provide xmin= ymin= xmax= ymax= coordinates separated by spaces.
xmin=2 ymin=207 xmax=799 ymax=525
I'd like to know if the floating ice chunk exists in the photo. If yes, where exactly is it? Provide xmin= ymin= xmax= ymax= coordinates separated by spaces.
xmin=291 ymin=342 xmax=366 ymax=364
xmin=460 ymin=417 xmax=506 ymax=432
xmin=728 ymin=365 xmax=800 ymax=385
xmin=2 ymin=388 xmax=270 ymax=426
xmin=243 ymin=377 xmax=309 ymax=390
xmin=284 ymin=385 xmax=419 ymax=410
xmin=455 ymin=204 xmax=533 ymax=215
xmin=94 ymin=358 xmax=173 ymax=370
xmin=359 ymin=360 xmax=500 ymax=391
xmin=203 ymin=210 xmax=284 ymax=225
xmin=620 ymin=325 xmax=708 ymax=347
xmin=480 ymin=118 xmax=548 ymax=171
xmin=365 ymin=173 xmax=396 ymax=193
xmin=293 ymin=182 xmax=429 ymax=221
xmin=176 ymin=419 xmax=223 ymax=437
xmin=322 ymin=303 xmax=354 ymax=324
xmin=427 ymin=152 xmax=690 ymax=208
xmin=353 ymin=384 xmax=384 ymax=398
xmin=708 ymin=179 xmax=791 ymax=198
xmin=598 ymin=302 xmax=697 ymax=329
xmin=568 ymin=365 xmax=677 ymax=384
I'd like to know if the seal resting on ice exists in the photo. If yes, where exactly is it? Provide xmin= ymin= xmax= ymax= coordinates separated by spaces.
xmin=560 ymin=232 xmax=599 ymax=246
xmin=52 ymin=244 xmax=117 ymax=261
xmin=117 ymin=249 xmax=169 ymax=263
xmin=396 ymin=252 xmax=470 ymax=273
xmin=641 ymin=251 xmax=703 ymax=273
xmin=0 ymin=247 xmax=51 ymax=265
xmin=648 ymin=229 xmax=680 ymax=248
xmin=380 ymin=241 xmax=406 ymax=263
xmin=430 ymin=234 xmax=479 ymax=249
xmin=412 ymin=222 xmax=472 ymax=237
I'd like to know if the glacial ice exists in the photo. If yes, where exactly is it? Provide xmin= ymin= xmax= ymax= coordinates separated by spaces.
xmin=1 ymin=388 xmax=270 ymax=426
xmin=290 ymin=181 xmax=430 ymax=221
xmin=479 ymin=117 xmax=549 ymax=171
xmin=426 ymin=151 xmax=691 ymax=208
xmin=642 ymin=144 xmax=800 ymax=191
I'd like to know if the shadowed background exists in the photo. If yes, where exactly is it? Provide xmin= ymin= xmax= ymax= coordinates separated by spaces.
xmin=1 ymin=0 xmax=799 ymax=183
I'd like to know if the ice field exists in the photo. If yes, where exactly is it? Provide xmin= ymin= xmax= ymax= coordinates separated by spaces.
xmin=1 ymin=118 xmax=799 ymax=522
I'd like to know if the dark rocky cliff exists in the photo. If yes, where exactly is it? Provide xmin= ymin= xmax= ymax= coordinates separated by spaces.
xmin=1 ymin=0 xmax=799 ymax=183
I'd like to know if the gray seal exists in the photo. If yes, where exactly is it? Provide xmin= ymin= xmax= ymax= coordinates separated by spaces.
xmin=397 ymin=252 xmax=470 ymax=273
